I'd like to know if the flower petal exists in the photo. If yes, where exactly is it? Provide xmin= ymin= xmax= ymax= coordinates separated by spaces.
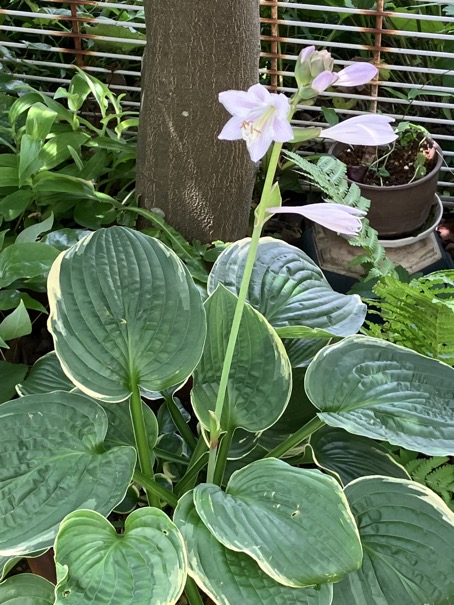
xmin=298 ymin=45 xmax=316 ymax=63
xmin=271 ymin=93 xmax=292 ymax=118
xmin=247 ymin=129 xmax=274 ymax=162
xmin=218 ymin=90 xmax=261 ymax=118
xmin=267 ymin=203 xmax=366 ymax=236
xmin=312 ymin=70 xmax=338 ymax=93
xmin=334 ymin=63 xmax=377 ymax=87
xmin=248 ymin=83 xmax=270 ymax=103
xmin=218 ymin=116 xmax=244 ymax=141
xmin=272 ymin=116 xmax=294 ymax=142
xmin=320 ymin=114 xmax=397 ymax=146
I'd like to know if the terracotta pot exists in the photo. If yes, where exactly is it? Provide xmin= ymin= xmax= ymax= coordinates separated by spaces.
xmin=329 ymin=140 xmax=443 ymax=238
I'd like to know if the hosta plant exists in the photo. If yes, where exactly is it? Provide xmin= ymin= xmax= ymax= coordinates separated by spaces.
xmin=0 ymin=46 xmax=454 ymax=605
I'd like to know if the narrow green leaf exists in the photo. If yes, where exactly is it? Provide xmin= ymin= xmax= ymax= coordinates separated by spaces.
xmin=194 ymin=459 xmax=362 ymax=587
xmin=16 ymin=213 xmax=54 ymax=244
xmin=305 ymin=335 xmax=454 ymax=455
xmin=0 ymin=167 xmax=19 ymax=187
xmin=25 ymin=103 xmax=58 ymax=141
xmin=18 ymin=135 xmax=43 ymax=185
xmin=0 ymin=300 xmax=32 ymax=342
xmin=334 ymin=477 xmax=454 ymax=605
xmin=192 ymin=285 xmax=291 ymax=433
xmin=0 ymin=190 xmax=34 ymax=221
xmin=0 ymin=392 xmax=136 ymax=555
xmin=54 ymin=508 xmax=186 ymax=605
xmin=38 ymin=132 xmax=90 ymax=171
xmin=33 ymin=172 xmax=97 ymax=199
xmin=175 ymin=492 xmax=333 ymax=605
xmin=0 ymin=242 xmax=60 ymax=288
xmin=0 ymin=290 xmax=47 ymax=313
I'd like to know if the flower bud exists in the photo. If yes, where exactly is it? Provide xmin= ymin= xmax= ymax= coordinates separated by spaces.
xmin=295 ymin=45 xmax=317 ymax=88
xmin=295 ymin=46 xmax=335 ymax=90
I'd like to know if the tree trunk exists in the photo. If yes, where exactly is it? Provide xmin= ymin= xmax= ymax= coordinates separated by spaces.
xmin=136 ymin=1 xmax=260 ymax=243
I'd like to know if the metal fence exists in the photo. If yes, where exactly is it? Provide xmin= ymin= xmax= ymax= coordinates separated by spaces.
xmin=1 ymin=0 xmax=453 ymax=196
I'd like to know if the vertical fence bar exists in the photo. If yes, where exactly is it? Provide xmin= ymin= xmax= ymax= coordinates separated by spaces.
xmin=270 ymin=0 xmax=279 ymax=92
xmin=70 ymin=1 xmax=85 ymax=67
xmin=370 ymin=0 xmax=384 ymax=113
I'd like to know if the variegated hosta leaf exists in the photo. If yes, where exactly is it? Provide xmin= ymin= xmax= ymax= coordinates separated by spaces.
xmin=0 ymin=392 xmax=135 ymax=555
xmin=0 ymin=550 xmax=47 ymax=583
xmin=48 ymin=227 xmax=206 ymax=402
xmin=309 ymin=426 xmax=409 ymax=485
xmin=54 ymin=508 xmax=187 ymax=605
xmin=16 ymin=350 xmax=74 ymax=396
xmin=174 ymin=492 xmax=333 ymax=605
xmin=208 ymin=237 xmax=366 ymax=335
xmin=305 ymin=335 xmax=454 ymax=455
xmin=0 ymin=574 xmax=55 ymax=604
xmin=194 ymin=459 xmax=362 ymax=587
xmin=333 ymin=476 xmax=454 ymax=605
xmin=16 ymin=352 xmax=158 ymax=458
xmin=192 ymin=285 xmax=292 ymax=433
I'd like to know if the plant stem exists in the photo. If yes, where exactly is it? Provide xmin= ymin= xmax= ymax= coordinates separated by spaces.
xmin=133 ymin=470 xmax=178 ymax=508
xmin=264 ymin=416 xmax=325 ymax=459
xmin=164 ymin=391 xmax=198 ymax=451
xmin=174 ymin=452 xmax=209 ymax=498
xmin=129 ymin=382 xmax=160 ymax=507
xmin=206 ymin=142 xmax=283 ymax=485
xmin=184 ymin=577 xmax=204 ymax=605
xmin=213 ymin=429 xmax=234 ymax=486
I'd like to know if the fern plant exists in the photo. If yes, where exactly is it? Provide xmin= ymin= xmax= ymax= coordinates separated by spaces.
xmin=284 ymin=152 xmax=396 ymax=278
xmin=388 ymin=446 xmax=454 ymax=511
xmin=365 ymin=270 xmax=454 ymax=365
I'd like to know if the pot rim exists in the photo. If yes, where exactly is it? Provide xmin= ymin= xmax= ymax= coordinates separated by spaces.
xmin=329 ymin=138 xmax=443 ymax=192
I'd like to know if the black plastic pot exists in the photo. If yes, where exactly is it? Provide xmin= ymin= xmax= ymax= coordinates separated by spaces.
xmin=330 ymin=140 xmax=443 ymax=238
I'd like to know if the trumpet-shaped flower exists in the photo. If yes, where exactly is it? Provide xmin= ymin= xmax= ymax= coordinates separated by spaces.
xmin=319 ymin=114 xmax=397 ymax=146
xmin=311 ymin=63 xmax=378 ymax=94
xmin=334 ymin=63 xmax=377 ymax=87
xmin=218 ymin=84 xmax=293 ymax=162
xmin=267 ymin=203 xmax=366 ymax=236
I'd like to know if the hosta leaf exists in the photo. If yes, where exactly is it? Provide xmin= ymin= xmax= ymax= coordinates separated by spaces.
xmin=257 ymin=367 xmax=317 ymax=453
xmin=192 ymin=285 xmax=291 ymax=433
xmin=16 ymin=351 xmax=74 ymax=396
xmin=333 ymin=477 xmax=454 ymax=605
xmin=48 ymin=227 xmax=206 ymax=402
xmin=0 ymin=392 xmax=136 ymax=555
xmin=0 ymin=550 xmax=47 ymax=582
xmin=100 ymin=399 xmax=158 ymax=454
xmin=309 ymin=426 xmax=410 ymax=485
xmin=175 ymin=492 xmax=333 ymax=605
xmin=194 ymin=459 xmax=362 ymax=587
xmin=0 ymin=574 xmax=55 ymax=604
xmin=305 ymin=335 xmax=454 ymax=455
xmin=16 ymin=352 xmax=157 ymax=460
xmin=208 ymin=237 xmax=366 ymax=334
xmin=54 ymin=508 xmax=186 ymax=605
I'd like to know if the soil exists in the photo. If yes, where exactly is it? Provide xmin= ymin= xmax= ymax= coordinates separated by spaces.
xmin=336 ymin=135 xmax=438 ymax=187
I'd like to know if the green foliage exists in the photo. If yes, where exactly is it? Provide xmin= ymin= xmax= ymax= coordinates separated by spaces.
xmin=389 ymin=446 xmax=454 ymax=511
xmin=1 ymin=227 xmax=454 ymax=604
xmin=284 ymin=152 xmax=396 ymax=278
xmin=365 ymin=270 xmax=454 ymax=365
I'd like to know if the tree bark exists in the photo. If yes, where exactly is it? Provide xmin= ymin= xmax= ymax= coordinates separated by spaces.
xmin=136 ymin=1 xmax=260 ymax=243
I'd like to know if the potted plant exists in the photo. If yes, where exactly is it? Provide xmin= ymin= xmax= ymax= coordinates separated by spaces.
xmin=330 ymin=121 xmax=443 ymax=238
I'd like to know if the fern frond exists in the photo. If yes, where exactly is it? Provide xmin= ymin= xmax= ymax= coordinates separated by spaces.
xmin=409 ymin=457 xmax=449 ymax=483
xmin=366 ymin=272 xmax=454 ymax=365
xmin=284 ymin=152 xmax=395 ymax=277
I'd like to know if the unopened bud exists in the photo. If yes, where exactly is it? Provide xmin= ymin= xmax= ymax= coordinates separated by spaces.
xmin=295 ymin=45 xmax=317 ymax=88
